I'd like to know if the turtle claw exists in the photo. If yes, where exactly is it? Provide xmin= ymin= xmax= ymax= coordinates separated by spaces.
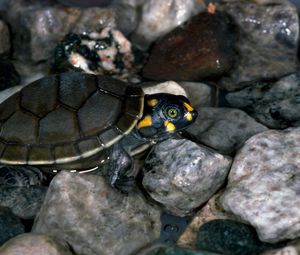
xmin=113 ymin=175 xmax=136 ymax=194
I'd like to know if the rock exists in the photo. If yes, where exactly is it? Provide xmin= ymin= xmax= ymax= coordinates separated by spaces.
xmin=259 ymin=246 xmax=299 ymax=255
xmin=57 ymin=0 xmax=112 ymax=7
xmin=0 ymin=206 xmax=24 ymax=245
xmin=226 ymin=73 xmax=300 ymax=129
xmin=0 ymin=186 xmax=47 ymax=219
xmin=196 ymin=220 xmax=279 ymax=255
xmin=0 ymin=20 xmax=10 ymax=56
xmin=138 ymin=245 xmax=220 ymax=255
xmin=0 ymin=61 xmax=20 ymax=91
xmin=0 ymin=233 xmax=74 ymax=255
xmin=218 ymin=0 xmax=299 ymax=90
xmin=130 ymin=0 xmax=205 ymax=49
xmin=178 ymin=82 xmax=215 ymax=108
xmin=220 ymin=127 xmax=300 ymax=242
xmin=142 ymin=139 xmax=232 ymax=216
xmin=32 ymin=171 xmax=161 ymax=255
xmin=6 ymin=0 xmax=116 ymax=63
xmin=177 ymin=194 xmax=235 ymax=249
xmin=186 ymin=107 xmax=268 ymax=155
xmin=142 ymin=11 xmax=236 ymax=81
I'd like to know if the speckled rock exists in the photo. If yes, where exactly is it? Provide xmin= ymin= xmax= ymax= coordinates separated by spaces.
xmin=0 ymin=206 xmax=24 ymax=245
xmin=139 ymin=245 xmax=220 ymax=255
xmin=196 ymin=220 xmax=279 ymax=255
xmin=0 ymin=233 xmax=74 ymax=255
xmin=260 ymin=246 xmax=299 ymax=255
xmin=218 ymin=0 xmax=299 ymax=90
xmin=5 ymin=0 xmax=116 ymax=63
xmin=130 ymin=0 xmax=205 ymax=49
xmin=142 ymin=139 xmax=232 ymax=217
xmin=0 ymin=20 xmax=10 ymax=56
xmin=186 ymin=107 xmax=268 ymax=155
xmin=177 ymin=194 xmax=235 ymax=249
xmin=226 ymin=73 xmax=300 ymax=129
xmin=33 ymin=171 xmax=161 ymax=255
xmin=0 ymin=61 xmax=20 ymax=91
xmin=142 ymin=11 xmax=236 ymax=81
xmin=220 ymin=127 xmax=300 ymax=242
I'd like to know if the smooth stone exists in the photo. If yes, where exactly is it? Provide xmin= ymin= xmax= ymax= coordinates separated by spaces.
xmin=0 ymin=61 xmax=20 ymax=91
xmin=196 ymin=220 xmax=279 ymax=255
xmin=130 ymin=0 xmax=204 ymax=49
xmin=142 ymin=139 xmax=232 ymax=217
xmin=0 ymin=206 xmax=24 ymax=245
xmin=218 ymin=0 xmax=299 ymax=90
xmin=186 ymin=107 xmax=268 ymax=154
xmin=5 ymin=0 xmax=116 ymax=62
xmin=139 ymin=245 xmax=220 ymax=255
xmin=177 ymin=194 xmax=235 ymax=249
xmin=0 ymin=185 xmax=47 ymax=220
xmin=226 ymin=73 xmax=300 ymax=129
xmin=0 ymin=20 xmax=10 ymax=56
xmin=32 ymin=171 xmax=161 ymax=255
xmin=0 ymin=233 xmax=74 ymax=255
xmin=142 ymin=11 xmax=236 ymax=81
xmin=220 ymin=127 xmax=300 ymax=242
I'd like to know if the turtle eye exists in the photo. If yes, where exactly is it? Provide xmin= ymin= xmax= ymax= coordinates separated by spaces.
xmin=166 ymin=107 xmax=179 ymax=119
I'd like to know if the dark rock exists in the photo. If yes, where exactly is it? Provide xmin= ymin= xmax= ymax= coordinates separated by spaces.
xmin=0 ymin=206 xmax=24 ymax=245
xmin=139 ymin=245 xmax=220 ymax=255
xmin=186 ymin=107 xmax=268 ymax=154
xmin=0 ymin=60 xmax=20 ymax=91
xmin=218 ymin=0 xmax=299 ymax=90
xmin=33 ymin=171 xmax=161 ymax=255
xmin=0 ymin=20 xmax=10 ymax=57
xmin=226 ymin=73 xmax=300 ymax=129
xmin=196 ymin=220 xmax=279 ymax=255
xmin=142 ymin=11 xmax=236 ymax=81
xmin=0 ymin=233 xmax=74 ymax=255
xmin=142 ymin=139 xmax=231 ymax=216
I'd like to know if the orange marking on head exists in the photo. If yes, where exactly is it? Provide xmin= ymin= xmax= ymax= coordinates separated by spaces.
xmin=147 ymin=98 xmax=158 ymax=107
xmin=207 ymin=3 xmax=216 ymax=14
xmin=164 ymin=120 xmax=176 ymax=133
xmin=183 ymin=102 xmax=194 ymax=112
xmin=137 ymin=115 xmax=152 ymax=129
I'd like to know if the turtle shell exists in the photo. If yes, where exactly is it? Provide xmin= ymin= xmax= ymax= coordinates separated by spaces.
xmin=0 ymin=72 xmax=143 ymax=167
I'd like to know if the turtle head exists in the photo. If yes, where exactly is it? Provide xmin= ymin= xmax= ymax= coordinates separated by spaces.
xmin=136 ymin=93 xmax=198 ymax=140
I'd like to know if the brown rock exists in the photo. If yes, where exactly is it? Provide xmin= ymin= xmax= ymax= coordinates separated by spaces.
xmin=142 ymin=11 xmax=236 ymax=81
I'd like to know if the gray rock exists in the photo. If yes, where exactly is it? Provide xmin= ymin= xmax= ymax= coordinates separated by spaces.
xmin=226 ymin=73 xmax=300 ymax=129
xmin=33 ymin=171 xmax=161 ymax=255
xmin=130 ymin=0 xmax=205 ymax=49
xmin=0 ymin=185 xmax=47 ymax=219
xmin=0 ymin=20 xmax=10 ymax=56
xmin=220 ymin=127 xmax=300 ymax=242
xmin=186 ymin=107 xmax=268 ymax=154
xmin=178 ymin=82 xmax=215 ymax=108
xmin=0 ymin=206 xmax=24 ymax=245
xmin=0 ymin=233 xmax=74 ymax=255
xmin=218 ymin=0 xmax=299 ymax=90
xmin=142 ymin=139 xmax=232 ymax=217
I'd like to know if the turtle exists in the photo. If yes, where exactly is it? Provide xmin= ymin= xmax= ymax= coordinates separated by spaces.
xmin=0 ymin=72 xmax=197 ymax=192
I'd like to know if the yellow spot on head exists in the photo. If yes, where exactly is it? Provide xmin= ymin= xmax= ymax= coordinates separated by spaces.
xmin=186 ymin=112 xmax=193 ymax=121
xmin=164 ymin=120 xmax=176 ymax=133
xmin=183 ymin=102 xmax=194 ymax=112
xmin=137 ymin=115 xmax=152 ymax=129
xmin=147 ymin=98 xmax=158 ymax=107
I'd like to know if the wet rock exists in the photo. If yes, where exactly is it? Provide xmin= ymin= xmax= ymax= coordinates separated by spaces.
xmin=186 ymin=107 xmax=268 ymax=155
xmin=178 ymin=82 xmax=215 ymax=108
xmin=196 ymin=220 xmax=279 ymax=255
xmin=142 ymin=11 xmax=236 ymax=81
xmin=218 ymin=0 xmax=299 ymax=90
xmin=220 ymin=127 xmax=300 ymax=243
xmin=0 ymin=233 xmax=74 ymax=255
xmin=6 ymin=0 xmax=116 ymax=63
xmin=33 ymin=171 xmax=161 ymax=255
xmin=131 ymin=0 xmax=205 ymax=49
xmin=226 ymin=73 xmax=300 ymax=129
xmin=142 ymin=139 xmax=232 ymax=217
xmin=139 ymin=245 xmax=220 ymax=255
xmin=178 ymin=194 xmax=235 ymax=249
xmin=0 ymin=20 xmax=10 ymax=56
xmin=0 ymin=61 xmax=20 ymax=91
xmin=0 ymin=206 xmax=24 ymax=245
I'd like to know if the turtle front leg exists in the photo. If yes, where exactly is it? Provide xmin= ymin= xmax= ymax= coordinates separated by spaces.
xmin=107 ymin=143 xmax=136 ymax=193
